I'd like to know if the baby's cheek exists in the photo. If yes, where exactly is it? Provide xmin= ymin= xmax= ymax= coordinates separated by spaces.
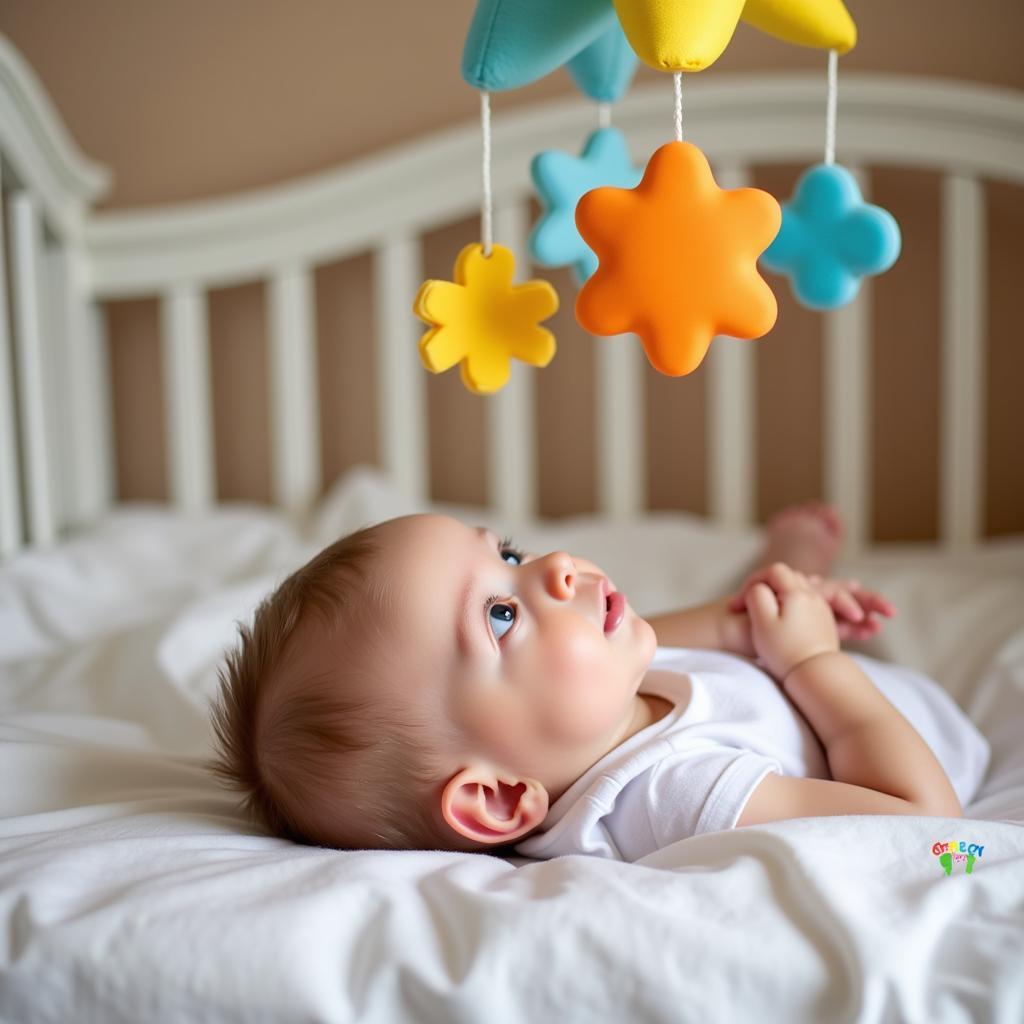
xmin=635 ymin=615 xmax=658 ymax=657
xmin=545 ymin=690 xmax=622 ymax=747
xmin=538 ymin=644 xmax=625 ymax=735
xmin=541 ymin=630 xmax=606 ymax=685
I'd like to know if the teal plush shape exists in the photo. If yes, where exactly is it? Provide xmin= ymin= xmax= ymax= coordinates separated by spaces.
xmin=760 ymin=163 xmax=902 ymax=310
xmin=530 ymin=126 xmax=643 ymax=284
xmin=566 ymin=21 xmax=638 ymax=102
xmin=462 ymin=0 xmax=636 ymax=101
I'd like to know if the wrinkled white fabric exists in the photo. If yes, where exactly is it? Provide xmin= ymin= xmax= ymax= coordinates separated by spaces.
xmin=1 ymin=468 xmax=1023 ymax=1024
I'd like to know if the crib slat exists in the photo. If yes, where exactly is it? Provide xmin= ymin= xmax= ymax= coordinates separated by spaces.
xmin=0 ymin=174 xmax=22 ymax=557
xmin=596 ymin=334 xmax=645 ymax=520
xmin=824 ymin=295 xmax=870 ymax=551
xmin=707 ymin=336 xmax=754 ymax=529
xmin=823 ymin=166 xmax=871 ymax=552
xmin=160 ymin=284 xmax=214 ymax=511
xmin=373 ymin=234 xmax=427 ymax=502
xmin=490 ymin=198 xmax=536 ymax=522
xmin=83 ymin=300 xmax=116 ymax=519
xmin=48 ymin=246 xmax=113 ymax=526
xmin=8 ymin=192 xmax=56 ymax=546
xmin=44 ymin=246 xmax=74 ymax=530
xmin=824 ymin=305 xmax=871 ymax=551
xmin=268 ymin=265 xmax=321 ymax=516
xmin=940 ymin=175 xmax=986 ymax=549
xmin=707 ymin=164 xmax=755 ymax=529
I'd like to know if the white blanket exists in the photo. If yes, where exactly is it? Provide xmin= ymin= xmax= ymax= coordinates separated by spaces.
xmin=2 ymin=467 xmax=1023 ymax=1023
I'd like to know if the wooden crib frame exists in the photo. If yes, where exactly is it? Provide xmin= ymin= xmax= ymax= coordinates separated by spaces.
xmin=2 ymin=33 xmax=1023 ymax=559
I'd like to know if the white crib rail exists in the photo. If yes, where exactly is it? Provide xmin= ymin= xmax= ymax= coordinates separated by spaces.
xmin=373 ymin=234 xmax=427 ymax=503
xmin=822 ymin=166 xmax=871 ymax=553
xmin=706 ymin=163 xmax=756 ymax=532
xmin=268 ymin=264 xmax=321 ymax=516
xmin=2 ymin=44 xmax=1024 ymax=555
xmin=160 ymin=283 xmax=215 ymax=511
xmin=941 ymin=175 xmax=986 ymax=550
xmin=0 ymin=173 xmax=20 ymax=558
xmin=9 ymin=191 xmax=57 ymax=546
xmin=81 ymin=75 xmax=1024 ymax=553
xmin=596 ymin=333 xmax=645 ymax=523
xmin=65 ymin=264 xmax=115 ymax=525
xmin=489 ymin=197 xmax=538 ymax=523
xmin=0 ymin=34 xmax=109 ymax=554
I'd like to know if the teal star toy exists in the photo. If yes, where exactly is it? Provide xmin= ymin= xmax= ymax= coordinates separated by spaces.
xmin=530 ymin=126 xmax=643 ymax=285
xmin=462 ymin=0 xmax=636 ymax=102
xmin=760 ymin=163 xmax=901 ymax=310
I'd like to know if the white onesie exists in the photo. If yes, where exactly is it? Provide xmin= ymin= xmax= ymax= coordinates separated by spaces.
xmin=514 ymin=646 xmax=991 ymax=863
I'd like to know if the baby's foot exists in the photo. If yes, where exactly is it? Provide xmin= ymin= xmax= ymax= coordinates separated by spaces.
xmin=759 ymin=502 xmax=844 ymax=577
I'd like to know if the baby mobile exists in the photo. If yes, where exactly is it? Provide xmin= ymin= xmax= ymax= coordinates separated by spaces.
xmin=413 ymin=0 xmax=902 ymax=393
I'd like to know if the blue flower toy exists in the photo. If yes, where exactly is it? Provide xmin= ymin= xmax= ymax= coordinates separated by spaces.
xmin=760 ymin=163 xmax=901 ymax=310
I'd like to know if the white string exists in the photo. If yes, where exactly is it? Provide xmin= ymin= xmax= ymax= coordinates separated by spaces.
xmin=825 ymin=49 xmax=837 ymax=165
xmin=481 ymin=91 xmax=493 ymax=256
xmin=673 ymin=73 xmax=683 ymax=142
xmin=597 ymin=102 xmax=611 ymax=129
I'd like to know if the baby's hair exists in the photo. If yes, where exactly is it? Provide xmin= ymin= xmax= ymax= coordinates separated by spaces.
xmin=207 ymin=522 xmax=464 ymax=852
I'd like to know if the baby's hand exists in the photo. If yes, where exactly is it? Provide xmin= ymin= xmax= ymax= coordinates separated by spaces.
xmin=804 ymin=574 xmax=895 ymax=641
xmin=728 ymin=572 xmax=895 ymax=641
xmin=738 ymin=563 xmax=840 ymax=680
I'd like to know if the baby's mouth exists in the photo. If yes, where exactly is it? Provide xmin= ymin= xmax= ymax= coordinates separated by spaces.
xmin=604 ymin=590 xmax=626 ymax=634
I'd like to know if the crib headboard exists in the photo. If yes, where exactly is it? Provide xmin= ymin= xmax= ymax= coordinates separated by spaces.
xmin=2 ymin=31 xmax=1023 ymax=559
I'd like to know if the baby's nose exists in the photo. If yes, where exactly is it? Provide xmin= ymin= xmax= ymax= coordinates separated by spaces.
xmin=542 ymin=552 xmax=576 ymax=599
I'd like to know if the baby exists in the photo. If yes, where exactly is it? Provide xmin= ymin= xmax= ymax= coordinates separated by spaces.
xmin=208 ymin=505 xmax=991 ymax=860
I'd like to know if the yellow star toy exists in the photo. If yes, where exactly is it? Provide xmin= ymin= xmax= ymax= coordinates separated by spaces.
xmin=414 ymin=243 xmax=559 ymax=394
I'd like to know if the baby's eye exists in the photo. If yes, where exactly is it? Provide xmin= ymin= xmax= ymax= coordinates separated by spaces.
xmin=499 ymin=536 xmax=525 ymax=565
xmin=488 ymin=602 xmax=516 ymax=641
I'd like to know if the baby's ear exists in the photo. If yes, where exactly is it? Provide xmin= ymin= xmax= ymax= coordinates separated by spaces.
xmin=440 ymin=766 xmax=548 ymax=846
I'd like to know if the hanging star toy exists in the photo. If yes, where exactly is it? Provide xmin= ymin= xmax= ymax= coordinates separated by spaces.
xmin=531 ymin=126 xmax=643 ymax=285
xmin=575 ymin=141 xmax=781 ymax=376
xmin=760 ymin=163 xmax=901 ymax=310
xmin=413 ymin=243 xmax=559 ymax=394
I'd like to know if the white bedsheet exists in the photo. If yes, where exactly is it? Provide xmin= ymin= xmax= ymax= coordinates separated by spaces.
xmin=2 ymin=467 xmax=1023 ymax=1023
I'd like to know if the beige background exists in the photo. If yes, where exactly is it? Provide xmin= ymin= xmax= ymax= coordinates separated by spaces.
xmin=3 ymin=1 xmax=1023 ymax=538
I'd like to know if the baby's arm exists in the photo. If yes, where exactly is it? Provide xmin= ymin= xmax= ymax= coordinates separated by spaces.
xmin=736 ymin=564 xmax=962 ymax=825
xmin=645 ymin=597 xmax=743 ymax=652
xmin=646 ymin=572 xmax=892 ymax=656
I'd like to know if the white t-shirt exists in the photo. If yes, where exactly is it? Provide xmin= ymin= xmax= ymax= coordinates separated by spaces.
xmin=515 ymin=647 xmax=991 ymax=863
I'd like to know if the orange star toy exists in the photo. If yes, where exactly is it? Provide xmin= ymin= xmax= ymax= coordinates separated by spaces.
xmin=575 ymin=141 xmax=781 ymax=376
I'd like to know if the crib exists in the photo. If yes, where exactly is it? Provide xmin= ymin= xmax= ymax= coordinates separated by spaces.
xmin=2 ymin=29 xmax=1024 ymax=1024
xmin=2 ymin=29 xmax=1023 ymax=560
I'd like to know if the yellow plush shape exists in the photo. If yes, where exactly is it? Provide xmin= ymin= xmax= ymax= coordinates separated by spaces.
xmin=744 ymin=0 xmax=856 ymax=53
xmin=613 ymin=0 xmax=746 ymax=72
xmin=612 ymin=0 xmax=855 ymax=73
xmin=413 ymin=243 xmax=559 ymax=395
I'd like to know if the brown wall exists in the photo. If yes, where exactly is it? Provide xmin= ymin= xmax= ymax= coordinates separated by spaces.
xmin=4 ymin=1 xmax=1023 ymax=537
xmin=6 ymin=1 xmax=1024 ymax=209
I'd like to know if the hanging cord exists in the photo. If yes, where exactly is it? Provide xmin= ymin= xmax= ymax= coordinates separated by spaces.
xmin=673 ymin=72 xmax=684 ymax=142
xmin=597 ymin=102 xmax=612 ymax=129
xmin=825 ymin=49 xmax=837 ymax=165
xmin=481 ymin=91 xmax=493 ymax=256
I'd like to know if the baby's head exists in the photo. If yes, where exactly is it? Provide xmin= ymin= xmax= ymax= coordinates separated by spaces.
xmin=209 ymin=513 xmax=657 ymax=852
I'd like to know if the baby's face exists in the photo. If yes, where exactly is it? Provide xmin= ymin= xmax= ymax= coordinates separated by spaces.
xmin=370 ymin=513 xmax=657 ymax=796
